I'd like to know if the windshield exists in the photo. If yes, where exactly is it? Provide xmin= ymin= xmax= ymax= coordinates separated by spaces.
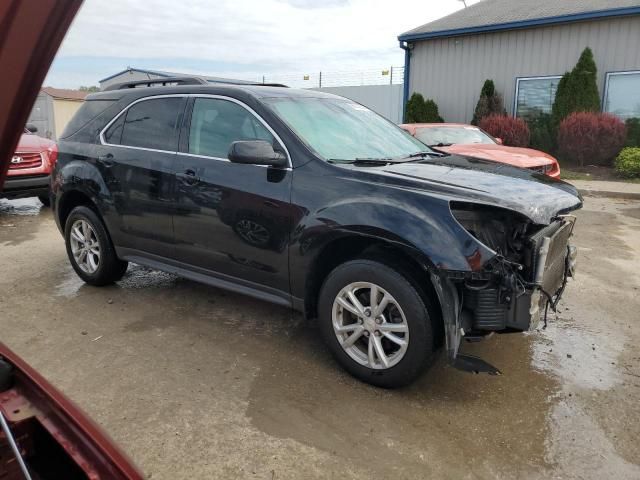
xmin=263 ymin=97 xmax=430 ymax=161
xmin=415 ymin=126 xmax=496 ymax=146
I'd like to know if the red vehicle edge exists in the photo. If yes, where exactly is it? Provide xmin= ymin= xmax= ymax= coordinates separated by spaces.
xmin=0 ymin=343 xmax=144 ymax=479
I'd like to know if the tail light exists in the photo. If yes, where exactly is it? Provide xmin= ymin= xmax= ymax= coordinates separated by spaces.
xmin=46 ymin=143 xmax=58 ymax=166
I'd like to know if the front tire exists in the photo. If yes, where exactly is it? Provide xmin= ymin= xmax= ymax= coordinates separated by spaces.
xmin=64 ymin=206 xmax=128 ymax=286
xmin=318 ymin=259 xmax=435 ymax=388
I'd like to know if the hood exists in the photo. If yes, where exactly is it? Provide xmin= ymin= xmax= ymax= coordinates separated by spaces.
xmin=16 ymin=132 xmax=54 ymax=152
xmin=438 ymin=144 xmax=556 ymax=168
xmin=343 ymin=154 xmax=581 ymax=225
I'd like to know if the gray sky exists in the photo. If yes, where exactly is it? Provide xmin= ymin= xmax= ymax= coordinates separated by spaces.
xmin=46 ymin=0 xmax=480 ymax=88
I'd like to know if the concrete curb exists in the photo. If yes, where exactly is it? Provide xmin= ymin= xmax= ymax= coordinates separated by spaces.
xmin=577 ymin=189 xmax=640 ymax=201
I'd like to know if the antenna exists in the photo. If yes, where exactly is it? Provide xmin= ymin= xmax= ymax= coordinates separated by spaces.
xmin=459 ymin=0 xmax=468 ymax=7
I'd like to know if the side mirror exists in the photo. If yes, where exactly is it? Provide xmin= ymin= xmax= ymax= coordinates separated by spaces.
xmin=26 ymin=123 xmax=38 ymax=133
xmin=495 ymin=137 xmax=503 ymax=145
xmin=228 ymin=140 xmax=287 ymax=168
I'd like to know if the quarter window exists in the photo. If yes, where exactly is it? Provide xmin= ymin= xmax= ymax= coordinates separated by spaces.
xmin=188 ymin=98 xmax=275 ymax=159
xmin=514 ymin=76 xmax=561 ymax=119
xmin=104 ymin=114 xmax=124 ymax=144
xmin=604 ymin=71 xmax=640 ymax=120
xmin=119 ymin=97 xmax=183 ymax=151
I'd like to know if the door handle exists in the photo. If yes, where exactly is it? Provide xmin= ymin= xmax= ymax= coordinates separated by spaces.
xmin=97 ymin=154 xmax=114 ymax=168
xmin=177 ymin=169 xmax=199 ymax=185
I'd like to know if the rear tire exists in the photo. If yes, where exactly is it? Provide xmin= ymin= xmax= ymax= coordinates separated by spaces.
xmin=318 ymin=259 xmax=435 ymax=388
xmin=38 ymin=194 xmax=50 ymax=207
xmin=64 ymin=206 xmax=128 ymax=286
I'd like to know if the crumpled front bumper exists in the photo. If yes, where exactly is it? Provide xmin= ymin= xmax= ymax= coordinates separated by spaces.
xmin=435 ymin=216 xmax=577 ymax=373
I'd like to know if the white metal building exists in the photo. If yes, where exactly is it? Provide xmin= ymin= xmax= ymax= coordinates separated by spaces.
xmin=399 ymin=0 xmax=640 ymax=123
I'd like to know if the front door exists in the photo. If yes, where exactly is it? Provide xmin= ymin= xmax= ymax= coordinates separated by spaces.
xmin=97 ymin=96 xmax=186 ymax=258
xmin=173 ymin=96 xmax=293 ymax=295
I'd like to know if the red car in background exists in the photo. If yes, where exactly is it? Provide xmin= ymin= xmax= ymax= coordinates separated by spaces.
xmin=400 ymin=123 xmax=561 ymax=178
xmin=1 ymin=125 xmax=57 ymax=206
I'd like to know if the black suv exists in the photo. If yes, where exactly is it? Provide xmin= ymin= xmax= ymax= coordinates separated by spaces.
xmin=52 ymin=78 xmax=581 ymax=387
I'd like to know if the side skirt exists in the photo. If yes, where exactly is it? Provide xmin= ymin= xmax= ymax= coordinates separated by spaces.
xmin=116 ymin=247 xmax=297 ymax=310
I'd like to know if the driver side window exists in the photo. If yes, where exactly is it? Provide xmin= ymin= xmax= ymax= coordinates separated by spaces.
xmin=189 ymin=98 xmax=275 ymax=159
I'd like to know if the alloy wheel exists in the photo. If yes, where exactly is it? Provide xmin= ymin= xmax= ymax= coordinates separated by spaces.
xmin=69 ymin=219 xmax=101 ymax=274
xmin=332 ymin=282 xmax=409 ymax=369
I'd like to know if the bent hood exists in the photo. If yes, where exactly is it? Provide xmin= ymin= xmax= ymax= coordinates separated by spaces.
xmin=438 ymin=144 xmax=556 ymax=168
xmin=351 ymin=155 xmax=581 ymax=225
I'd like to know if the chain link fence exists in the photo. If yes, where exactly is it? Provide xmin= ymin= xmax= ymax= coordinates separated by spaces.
xmin=258 ymin=66 xmax=404 ymax=89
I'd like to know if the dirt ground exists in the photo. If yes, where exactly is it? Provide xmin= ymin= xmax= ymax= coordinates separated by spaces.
xmin=1 ymin=196 xmax=639 ymax=480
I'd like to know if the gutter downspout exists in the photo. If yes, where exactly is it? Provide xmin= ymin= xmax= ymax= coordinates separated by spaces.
xmin=399 ymin=41 xmax=411 ymax=123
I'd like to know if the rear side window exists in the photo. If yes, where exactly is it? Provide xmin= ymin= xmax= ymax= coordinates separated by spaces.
xmin=188 ymin=98 xmax=275 ymax=158
xmin=60 ymin=99 xmax=116 ymax=138
xmin=119 ymin=97 xmax=183 ymax=151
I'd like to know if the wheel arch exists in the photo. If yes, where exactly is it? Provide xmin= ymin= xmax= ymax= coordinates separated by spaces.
xmin=303 ymin=233 xmax=444 ymax=347
xmin=57 ymin=189 xmax=100 ymax=231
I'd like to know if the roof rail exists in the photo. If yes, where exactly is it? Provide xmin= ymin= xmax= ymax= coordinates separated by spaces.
xmin=103 ymin=76 xmax=209 ymax=91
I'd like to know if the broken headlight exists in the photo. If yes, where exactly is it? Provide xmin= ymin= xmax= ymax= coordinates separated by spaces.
xmin=449 ymin=201 xmax=531 ymax=263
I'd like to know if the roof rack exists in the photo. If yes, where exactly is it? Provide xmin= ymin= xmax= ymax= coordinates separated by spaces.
xmin=103 ymin=76 xmax=209 ymax=91
xmin=103 ymin=76 xmax=290 ymax=91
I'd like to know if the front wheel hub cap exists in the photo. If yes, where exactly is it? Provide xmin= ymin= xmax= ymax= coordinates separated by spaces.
xmin=332 ymin=281 xmax=409 ymax=370
xmin=69 ymin=219 xmax=101 ymax=274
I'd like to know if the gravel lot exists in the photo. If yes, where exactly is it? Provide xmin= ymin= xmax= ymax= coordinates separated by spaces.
xmin=1 ymin=196 xmax=639 ymax=479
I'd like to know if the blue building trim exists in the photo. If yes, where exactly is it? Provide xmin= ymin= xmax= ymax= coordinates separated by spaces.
xmin=398 ymin=6 xmax=640 ymax=42
xmin=400 ymin=42 xmax=411 ymax=122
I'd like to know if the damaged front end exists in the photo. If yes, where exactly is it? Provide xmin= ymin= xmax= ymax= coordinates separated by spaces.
xmin=435 ymin=201 xmax=578 ymax=374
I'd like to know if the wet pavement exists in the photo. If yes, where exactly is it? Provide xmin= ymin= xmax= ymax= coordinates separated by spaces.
xmin=1 ymin=196 xmax=639 ymax=479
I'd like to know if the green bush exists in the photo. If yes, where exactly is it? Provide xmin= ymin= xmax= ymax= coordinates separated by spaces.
xmin=404 ymin=93 xmax=444 ymax=123
xmin=471 ymin=79 xmax=505 ymax=125
xmin=528 ymin=113 xmax=555 ymax=153
xmin=424 ymin=99 xmax=444 ymax=123
xmin=405 ymin=93 xmax=425 ymax=123
xmin=552 ymin=47 xmax=600 ymax=126
xmin=626 ymin=118 xmax=640 ymax=147
xmin=614 ymin=147 xmax=640 ymax=178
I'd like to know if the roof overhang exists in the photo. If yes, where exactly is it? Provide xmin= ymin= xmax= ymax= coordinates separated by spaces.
xmin=99 ymin=68 xmax=170 ymax=83
xmin=398 ymin=5 xmax=640 ymax=42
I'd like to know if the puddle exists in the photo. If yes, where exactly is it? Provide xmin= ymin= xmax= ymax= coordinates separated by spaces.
xmin=530 ymin=316 xmax=623 ymax=391
xmin=53 ymin=266 xmax=86 ymax=298
xmin=1 ymin=198 xmax=51 ymax=246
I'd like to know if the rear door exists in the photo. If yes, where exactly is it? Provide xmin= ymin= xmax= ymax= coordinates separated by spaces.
xmin=173 ymin=96 xmax=293 ymax=296
xmin=97 ymin=95 xmax=186 ymax=258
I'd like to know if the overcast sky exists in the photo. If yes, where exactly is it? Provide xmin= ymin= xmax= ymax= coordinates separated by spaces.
xmin=45 ymin=0 xmax=480 ymax=88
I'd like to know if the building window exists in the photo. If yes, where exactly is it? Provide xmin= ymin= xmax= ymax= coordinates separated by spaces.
xmin=604 ymin=71 xmax=640 ymax=120
xmin=514 ymin=76 xmax=562 ymax=119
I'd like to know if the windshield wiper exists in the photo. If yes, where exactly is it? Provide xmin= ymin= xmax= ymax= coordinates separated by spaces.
xmin=328 ymin=157 xmax=399 ymax=165
xmin=432 ymin=143 xmax=453 ymax=147
xmin=403 ymin=150 xmax=447 ymax=160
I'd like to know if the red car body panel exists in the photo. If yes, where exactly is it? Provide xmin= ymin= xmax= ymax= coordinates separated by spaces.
xmin=0 ymin=343 xmax=144 ymax=479
xmin=400 ymin=123 xmax=561 ymax=178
